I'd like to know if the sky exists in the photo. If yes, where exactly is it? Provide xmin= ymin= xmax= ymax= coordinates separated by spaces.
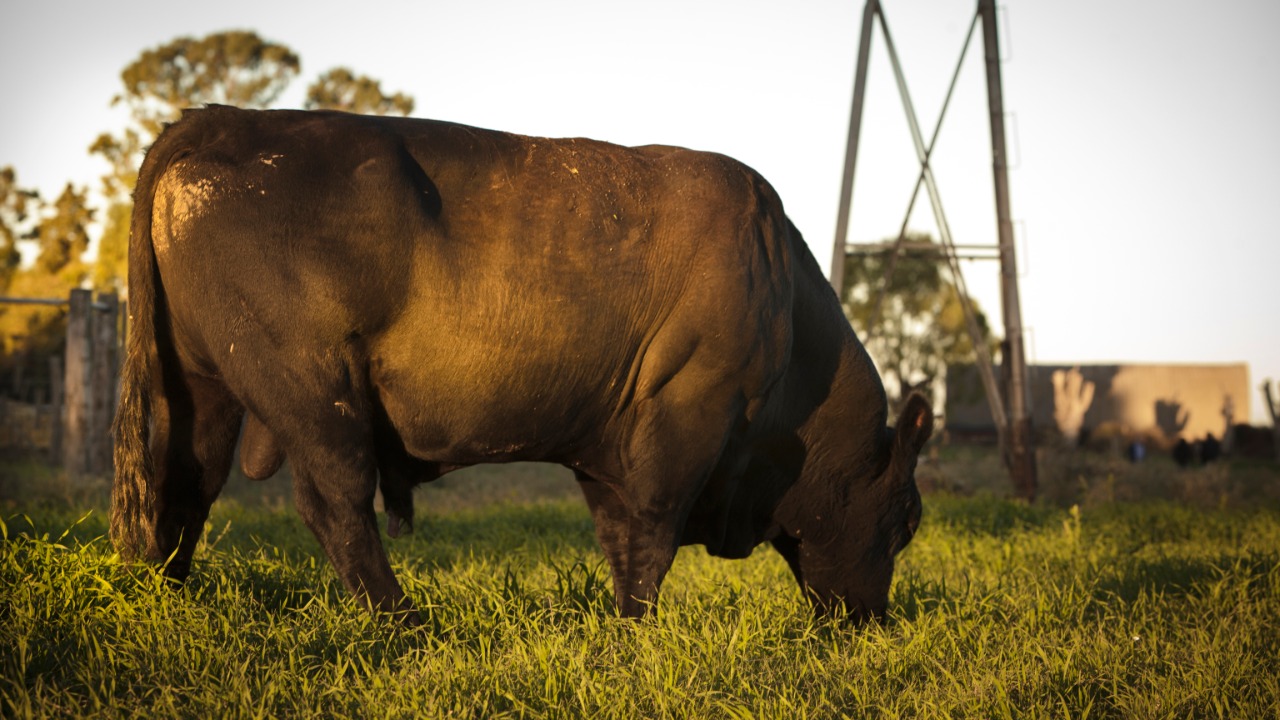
xmin=2 ymin=0 xmax=1278 ymax=422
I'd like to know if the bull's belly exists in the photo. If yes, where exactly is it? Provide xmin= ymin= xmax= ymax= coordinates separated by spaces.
xmin=371 ymin=348 xmax=621 ymax=466
xmin=367 ymin=286 xmax=642 ymax=465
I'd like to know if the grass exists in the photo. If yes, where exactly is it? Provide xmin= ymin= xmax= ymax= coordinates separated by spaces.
xmin=1 ymin=454 xmax=1279 ymax=718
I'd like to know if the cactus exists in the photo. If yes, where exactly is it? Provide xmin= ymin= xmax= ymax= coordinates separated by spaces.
xmin=1155 ymin=399 xmax=1189 ymax=440
xmin=1221 ymin=395 xmax=1236 ymax=455
xmin=1052 ymin=367 xmax=1095 ymax=447
xmin=1263 ymin=380 xmax=1280 ymax=463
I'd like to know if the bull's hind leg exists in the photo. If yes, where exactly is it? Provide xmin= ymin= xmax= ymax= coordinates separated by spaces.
xmin=283 ymin=405 xmax=418 ymax=625
xmin=373 ymin=414 xmax=437 ymax=539
xmin=292 ymin=454 xmax=416 ymax=622
xmin=150 ymin=374 xmax=243 ymax=581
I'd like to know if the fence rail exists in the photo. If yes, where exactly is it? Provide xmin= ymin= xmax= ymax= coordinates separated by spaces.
xmin=1 ymin=295 xmax=115 ymax=311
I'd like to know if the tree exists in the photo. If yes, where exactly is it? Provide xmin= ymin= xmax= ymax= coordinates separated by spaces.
xmin=0 ymin=166 xmax=39 ymax=290
xmin=91 ymin=202 xmax=131 ymax=294
xmin=92 ymin=30 xmax=301 ymax=200
xmin=841 ymin=233 xmax=998 ymax=408
xmin=35 ymin=184 xmax=94 ymax=277
xmin=87 ymin=128 xmax=143 ymax=205
xmin=89 ymin=30 xmax=301 ymax=289
xmin=305 ymin=67 xmax=415 ymax=116
xmin=0 ymin=183 xmax=95 ymax=382
xmin=113 ymin=30 xmax=301 ymax=138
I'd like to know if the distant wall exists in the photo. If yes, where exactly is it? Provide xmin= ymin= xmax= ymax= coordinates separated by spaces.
xmin=946 ymin=363 xmax=1250 ymax=442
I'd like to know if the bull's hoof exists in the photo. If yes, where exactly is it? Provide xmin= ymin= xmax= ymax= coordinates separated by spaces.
xmin=160 ymin=558 xmax=192 ymax=583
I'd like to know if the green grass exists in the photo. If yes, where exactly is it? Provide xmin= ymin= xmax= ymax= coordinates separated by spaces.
xmin=1 ymin=459 xmax=1279 ymax=718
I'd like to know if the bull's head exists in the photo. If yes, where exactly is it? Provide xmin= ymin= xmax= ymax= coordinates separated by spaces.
xmin=779 ymin=393 xmax=934 ymax=623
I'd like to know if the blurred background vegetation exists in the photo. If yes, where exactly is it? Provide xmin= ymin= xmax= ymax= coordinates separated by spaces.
xmin=839 ymin=231 xmax=999 ymax=414
xmin=0 ymin=29 xmax=415 ymax=401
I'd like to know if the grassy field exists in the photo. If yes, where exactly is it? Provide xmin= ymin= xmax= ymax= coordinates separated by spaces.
xmin=1 ymin=452 xmax=1279 ymax=718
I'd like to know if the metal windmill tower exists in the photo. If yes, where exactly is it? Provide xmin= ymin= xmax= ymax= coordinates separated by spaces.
xmin=830 ymin=0 xmax=1037 ymax=499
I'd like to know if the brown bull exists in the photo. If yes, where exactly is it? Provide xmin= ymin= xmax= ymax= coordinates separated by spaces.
xmin=112 ymin=106 xmax=932 ymax=624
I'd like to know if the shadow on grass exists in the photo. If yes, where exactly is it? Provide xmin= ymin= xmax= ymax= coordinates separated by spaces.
xmin=923 ymin=493 xmax=1062 ymax=537
xmin=891 ymin=546 xmax=1278 ymax=625
xmin=1092 ymin=551 xmax=1278 ymax=604
xmin=179 ymin=500 xmax=605 ymax=623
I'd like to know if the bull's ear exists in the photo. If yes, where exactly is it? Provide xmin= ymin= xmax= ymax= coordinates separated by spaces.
xmin=895 ymin=393 xmax=934 ymax=457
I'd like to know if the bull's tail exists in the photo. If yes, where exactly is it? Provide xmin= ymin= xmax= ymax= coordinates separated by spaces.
xmin=110 ymin=119 xmax=192 ymax=560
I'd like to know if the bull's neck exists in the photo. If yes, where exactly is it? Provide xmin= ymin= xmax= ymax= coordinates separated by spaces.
xmin=806 ymin=336 xmax=890 ymax=482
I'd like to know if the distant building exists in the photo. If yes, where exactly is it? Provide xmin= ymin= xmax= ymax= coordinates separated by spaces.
xmin=945 ymin=363 xmax=1250 ymax=443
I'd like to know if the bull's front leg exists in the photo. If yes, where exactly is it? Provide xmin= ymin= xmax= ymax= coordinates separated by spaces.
xmin=579 ymin=468 xmax=686 ymax=619
xmin=576 ymin=473 xmax=634 ymax=612
xmin=615 ymin=512 xmax=684 ymax=618
xmin=601 ymin=378 xmax=741 ymax=618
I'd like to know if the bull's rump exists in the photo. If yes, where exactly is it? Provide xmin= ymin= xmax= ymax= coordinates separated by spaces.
xmin=147 ymin=108 xmax=792 ymax=464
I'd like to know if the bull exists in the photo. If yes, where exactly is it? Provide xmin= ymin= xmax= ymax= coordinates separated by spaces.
xmin=111 ymin=106 xmax=933 ymax=624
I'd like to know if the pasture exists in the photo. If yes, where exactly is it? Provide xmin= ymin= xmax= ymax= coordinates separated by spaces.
xmin=2 ymin=453 xmax=1278 ymax=718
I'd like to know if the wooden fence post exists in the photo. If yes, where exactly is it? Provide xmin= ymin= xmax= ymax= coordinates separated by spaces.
xmin=62 ymin=289 xmax=93 ymax=478
xmin=89 ymin=292 xmax=119 ymax=475
xmin=59 ymin=289 xmax=121 ymax=479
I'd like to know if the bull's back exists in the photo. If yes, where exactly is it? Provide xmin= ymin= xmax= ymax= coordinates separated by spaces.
xmin=145 ymin=107 xmax=793 ymax=462
xmin=387 ymin=141 xmax=789 ymax=458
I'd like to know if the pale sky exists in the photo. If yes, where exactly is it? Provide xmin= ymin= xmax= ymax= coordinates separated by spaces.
xmin=2 ymin=0 xmax=1277 ymax=421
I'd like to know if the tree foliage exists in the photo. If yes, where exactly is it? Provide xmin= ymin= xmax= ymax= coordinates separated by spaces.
xmin=87 ymin=31 xmax=302 ymax=288
xmin=35 ymin=185 xmax=94 ymax=277
xmin=114 ymin=30 xmax=301 ymax=138
xmin=0 ymin=166 xmax=39 ymax=290
xmin=87 ymin=129 xmax=142 ymax=204
xmin=305 ymin=68 xmax=414 ymax=116
xmin=91 ymin=30 xmax=301 ymax=202
xmin=0 ymin=184 xmax=94 ymax=379
xmin=841 ymin=233 xmax=998 ymax=407
xmin=7 ymin=30 xmax=421 ymax=301
xmin=91 ymin=202 xmax=131 ymax=294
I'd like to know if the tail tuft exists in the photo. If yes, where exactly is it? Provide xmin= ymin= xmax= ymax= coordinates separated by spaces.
xmin=110 ymin=341 xmax=156 ymax=560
